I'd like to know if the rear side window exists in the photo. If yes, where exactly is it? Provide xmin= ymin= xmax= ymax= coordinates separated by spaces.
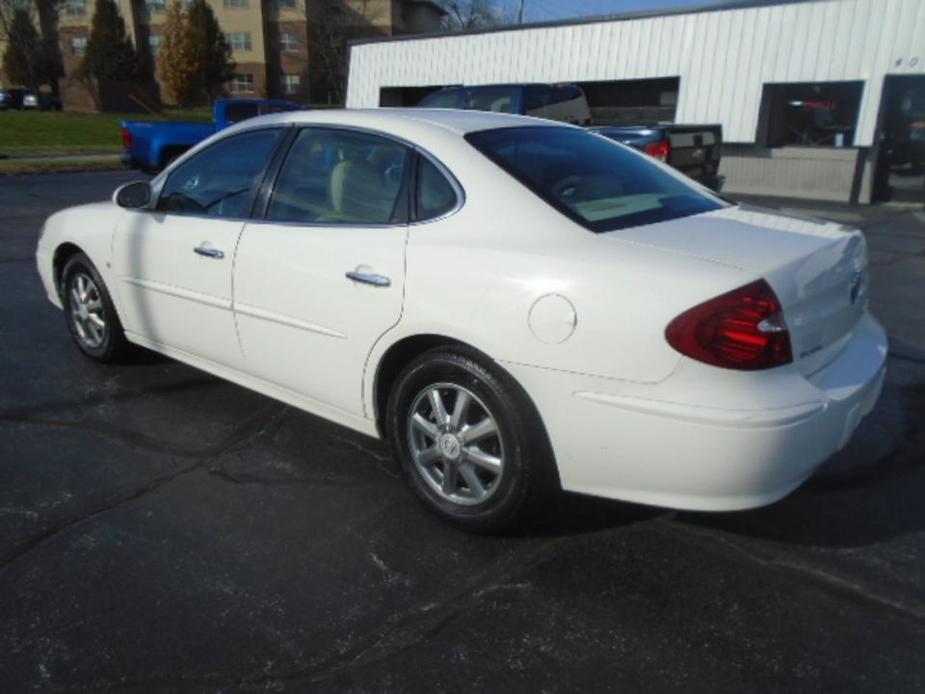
xmin=465 ymin=87 xmax=516 ymax=113
xmin=260 ymin=102 xmax=300 ymax=115
xmin=419 ymin=89 xmax=462 ymax=109
xmin=224 ymin=102 xmax=260 ymax=123
xmin=415 ymin=155 xmax=457 ymax=221
xmin=524 ymin=85 xmax=583 ymax=111
xmin=267 ymin=128 xmax=410 ymax=225
xmin=466 ymin=126 xmax=726 ymax=233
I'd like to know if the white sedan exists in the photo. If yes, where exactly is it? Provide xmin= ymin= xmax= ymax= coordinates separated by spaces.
xmin=35 ymin=109 xmax=887 ymax=532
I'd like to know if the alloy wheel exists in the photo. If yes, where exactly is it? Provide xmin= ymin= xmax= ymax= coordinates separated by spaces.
xmin=68 ymin=272 xmax=107 ymax=349
xmin=407 ymin=383 xmax=505 ymax=506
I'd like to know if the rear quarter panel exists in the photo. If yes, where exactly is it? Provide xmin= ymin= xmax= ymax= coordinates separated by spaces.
xmin=363 ymin=130 xmax=750 ymax=412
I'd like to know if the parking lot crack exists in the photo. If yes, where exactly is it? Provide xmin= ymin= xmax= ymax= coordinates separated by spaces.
xmin=654 ymin=520 xmax=925 ymax=622
xmin=223 ymin=535 xmax=574 ymax=688
xmin=0 ymin=404 xmax=286 ymax=574
xmin=0 ymin=402 xmax=286 ymax=460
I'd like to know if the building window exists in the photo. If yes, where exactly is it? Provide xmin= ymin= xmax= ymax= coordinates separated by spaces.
xmin=226 ymin=32 xmax=252 ymax=52
xmin=149 ymin=35 xmax=163 ymax=55
xmin=282 ymin=74 xmax=300 ymax=95
xmin=71 ymin=36 xmax=88 ymax=55
xmin=224 ymin=0 xmax=249 ymax=8
xmin=62 ymin=0 xmax=86 ymax=16
xmin=279 ymin=32 xmax=299 ymax=52
xmin=231 ymin=73 xmax=254 ymax=93
xmin=757 ymin=81 xmax=864 ymax=148
xmin=275 ymin=0 xmax=297 ymax=7
xmin=145 ymin=0 xmax=166 ymax=13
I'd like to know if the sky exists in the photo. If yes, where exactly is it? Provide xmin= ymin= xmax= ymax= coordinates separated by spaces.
xmin=497 ymin=0 xmax=728 ymax=24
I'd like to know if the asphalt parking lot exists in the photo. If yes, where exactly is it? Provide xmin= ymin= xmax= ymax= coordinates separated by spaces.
xmin=2 ymin=171 xmax=924 ymax=692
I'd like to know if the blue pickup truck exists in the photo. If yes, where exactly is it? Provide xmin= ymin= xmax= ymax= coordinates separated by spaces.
xmin=121 ymin=98 xmax=301 ymax=173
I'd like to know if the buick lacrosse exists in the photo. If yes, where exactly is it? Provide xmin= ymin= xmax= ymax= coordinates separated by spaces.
xmin=36 ymin=109 xmax=887 ymax=532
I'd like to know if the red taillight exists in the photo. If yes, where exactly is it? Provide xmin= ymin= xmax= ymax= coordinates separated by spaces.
xmin=644 ymin=139 xmax=670 ymax=162
xmin=121 ymin=127 xmax=132 ymax=150
xmin=665 ymin=279 xmax=793 ymax=370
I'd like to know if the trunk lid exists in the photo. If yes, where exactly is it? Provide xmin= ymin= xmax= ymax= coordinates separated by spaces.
xmin=609 ymin=204 xmax=869 ymax=375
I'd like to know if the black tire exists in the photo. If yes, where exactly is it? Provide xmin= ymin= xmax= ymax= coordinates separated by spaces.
xmin=61 ymin=253 xmax=132 ymax=363
xmin=386 ymin=347 xmax=558 ymax=533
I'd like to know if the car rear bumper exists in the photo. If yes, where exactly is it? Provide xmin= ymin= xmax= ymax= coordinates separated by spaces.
xmin=503 ymin=311 xmax=887 ymax=511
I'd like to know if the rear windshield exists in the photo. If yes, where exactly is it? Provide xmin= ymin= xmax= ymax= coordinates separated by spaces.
xmin=466 ymin=126 xmax=727 ymax=232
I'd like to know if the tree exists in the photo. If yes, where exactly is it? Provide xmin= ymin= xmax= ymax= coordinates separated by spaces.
xmin=158 ymin=0 xmax=234 ymax=106
xmin=1 ymin=6 xmax=45 ymax=90
xmin=80 ymin=0 xmax=142 ymax=82
xmin=158 ymin=0 xmax=200 ymax=105
xmin=186 ymin=0 xmax=234 ymax=100
xmin=308 ymin=0 xmax=385 ymax=104
xmin=441 ymin=0 xmax=509 ymax=31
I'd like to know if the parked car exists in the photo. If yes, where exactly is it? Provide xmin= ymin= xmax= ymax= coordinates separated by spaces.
xmin=419 ymin=83 xmax=592 ymax=125
xmin=37 ymin=109 xmax=886 ymax=532
xmin=23 ymin=90 xmax=63 ymax=111
xmin=418 ymin=83 xmax=724 ymax=189
xmin=0 ymin=88 xmax=27 ymax=110
xmin=591 ymin=124 xmax=724 ymax=191
xmin=120 ymin=97 xmax=301 ymax=173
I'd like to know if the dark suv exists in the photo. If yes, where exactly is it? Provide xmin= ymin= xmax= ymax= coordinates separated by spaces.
xmin=0 ymin=88 xmax=27 ymax=110
xmin=419 ymin=83 xmax=591 ymax=125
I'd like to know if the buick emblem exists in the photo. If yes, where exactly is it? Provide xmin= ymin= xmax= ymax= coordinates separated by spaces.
xmin=849 ymin=272 xmax=863 ymax=305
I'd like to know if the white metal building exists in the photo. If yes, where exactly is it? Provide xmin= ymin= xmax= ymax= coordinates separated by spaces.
xmin=346 ymin=0 xmax=925 ymax=204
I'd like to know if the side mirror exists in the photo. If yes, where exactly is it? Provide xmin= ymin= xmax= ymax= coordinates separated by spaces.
xmin=114 ymin=181 xmax=152 ymax=209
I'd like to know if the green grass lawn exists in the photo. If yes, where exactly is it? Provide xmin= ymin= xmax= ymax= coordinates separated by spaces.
xmin=0 ymin=108 xmax=211 ymax=156
xmin=0 ymin=154 xmax=121 ymax=175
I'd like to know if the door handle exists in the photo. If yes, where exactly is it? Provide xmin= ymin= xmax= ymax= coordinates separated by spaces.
xmin=194 ymin=245 xmax=224 ymax=259
xmin=345 ymin=271 xmax=391 ymax=287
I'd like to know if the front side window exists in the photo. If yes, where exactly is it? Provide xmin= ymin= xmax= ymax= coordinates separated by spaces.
xmin=148 ymin=34 xmax=163 ymax=55
xmin=467 ymin=126 xmax=726 ymax=233
xmin=145 ymin=0 xmax=166 ymax=13
xmin=71 ymin=36 xmax=87 ymax=55
xmin=230 ymin=73 xmax=254 ymax=93
xmin=465 ymin=87 xmax=516 ymax=114
xmin=267 ymin=128 xmax=410 ymax=225
xmin=224 ymin=0 xmax=249 ymax=7
xmin=226 ymin=32 xmax=252 ymax=52
xmin=158 ymin=128 xmax=283 ymax=218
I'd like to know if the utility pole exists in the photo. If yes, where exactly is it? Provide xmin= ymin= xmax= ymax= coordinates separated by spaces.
xmin=518 ymin=0 xmax=524 ymax=24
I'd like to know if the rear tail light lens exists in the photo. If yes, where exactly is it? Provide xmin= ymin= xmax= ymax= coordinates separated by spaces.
xmin=644 ymin=139 xmax=670 ymax=162
xmin=121 ymin=127 xmax=132 ymax=150
xmin=665 ymin=279 xmax=793 ymax=370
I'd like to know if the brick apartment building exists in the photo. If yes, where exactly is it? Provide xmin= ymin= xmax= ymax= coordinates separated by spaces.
xmin=1 ymin=0 xmax=444 ymax=110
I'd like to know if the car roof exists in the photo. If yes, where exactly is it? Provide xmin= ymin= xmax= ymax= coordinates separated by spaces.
xmin=238 ymin=107 xmax=570 ymax=137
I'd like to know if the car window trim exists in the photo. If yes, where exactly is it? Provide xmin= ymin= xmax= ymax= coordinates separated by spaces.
xmin=150 ymin=124 xmax=291 ymax=222
xmin=250 ymin=124 xmax=465 ymax=229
